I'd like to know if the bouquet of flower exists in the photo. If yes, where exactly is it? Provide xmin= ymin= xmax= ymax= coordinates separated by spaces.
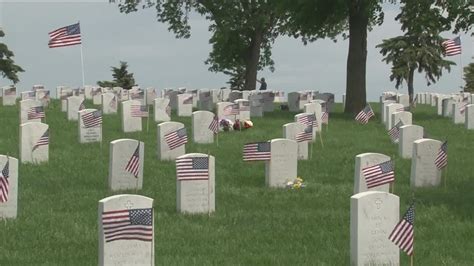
xmin=285 ymin=177 xmax=306 ymax=189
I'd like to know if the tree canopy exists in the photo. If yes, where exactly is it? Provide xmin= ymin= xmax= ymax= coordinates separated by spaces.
xmin=377 ymin=0 xmax=455 ymax=102
xmin=464 ymin=62 xmax=474 ymax=92
xmin=0 ymin=28 xmax=24 ymax=84
xmin=97 ymin=61 xmax=136 ymax=90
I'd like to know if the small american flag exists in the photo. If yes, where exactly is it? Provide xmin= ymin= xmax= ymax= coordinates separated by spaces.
xmin=355 ymin=105 xmax=375 ymax=124
xmin=243 ymin=142 xmax=271 ymax=161
xmin=389 ymin=203 xmax=415 ymax=256
xmin=131 ymin=105 xmax=149 ymax=117
xmin=0 ymin=160 xmax=9 ymax=203
xmin=101 ymin=208 xmax=153 ymax=243
xmin=48 ymin=23 xmax=82 ymax=48
xmin=176 ymin=156 xmax=209 ymax=181
xmin=362 ymin=160 xmax=395 ymax=189
xmin=388 ymin=120 xmax=404 ymax=142
xmin=183 ymin=96 xmax=193 ymax=105
xmin=165 ymin=128 xmax=188 ymax=150
xmin=208 ymin=116 xmax=219 ymax=134
xmin=442 ymin=36 xmax=462 ymax=56
xmin=32 ymin=130 xmax=49 ymax=152
xmin=165 ymin=105 xmax=172 ymax=117
xmin=459 ymin=97 xmax=469 ymax=114
xmin=297 ymin=113 xmax=318 ymax=128
xmin=109 ymin=96 xmax=117 ymax=110
xmin=27 ymin=106 xmax=45 ymax=120
xmin=79 ymin=101 xmax=85 ymax=111
xmin=125 ymin=143 xmax=140 ymax=178
xmin=82 ymin=110 xmax=102 ymax=128
xmin=295 ymin=126 xmax=313 ymax=142
xmin=434 ymin=141 xmax=448 ymax=170
xmin=223 ymin=104 xmax=239 ymax=116
xmin=321 ymin=108 xmax=329 ymax=125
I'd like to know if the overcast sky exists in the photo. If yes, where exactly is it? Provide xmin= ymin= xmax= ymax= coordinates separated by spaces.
xmin=0 ymin=1 xmax=472 ymax=100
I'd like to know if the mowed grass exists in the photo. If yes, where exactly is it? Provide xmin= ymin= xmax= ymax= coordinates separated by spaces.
xmin=0 ymin=99 xmax=473 ymax=265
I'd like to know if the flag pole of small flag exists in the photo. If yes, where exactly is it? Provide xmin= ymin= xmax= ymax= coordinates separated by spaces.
xmin=243 ymin=142 xmax=271 ymax=161
xmin=442 ymin=36 xmax=462 ymax=56
xmin=355 ymin=104 xmax=375 ymax=124
xmin=176 ymin=156 xmax=209 ymax=181
xmin=362 ymin=160 xmax=395 ymax=189
xmin=388 ymin=120 xmax=404 ymax=143
xmin=434 ymin=141 xmax=448 ymax=170
xmin=125 ymin=143 xmax=140 ymax=178
xmin=32 ymin=130 xmax=49 ymax=152
xmin=101 ymin=207 xmax=153 ymax=243
xmin=0 ymin=159 xmax=9 ymax=203
xmin=389 ymin=203 xmax=415 ymax=256
xmin=165 ymin=128 xmax=188 ymax=150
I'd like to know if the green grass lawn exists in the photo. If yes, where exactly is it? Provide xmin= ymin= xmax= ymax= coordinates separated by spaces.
xmin=0 ymin=100 xmax=473 ymax=265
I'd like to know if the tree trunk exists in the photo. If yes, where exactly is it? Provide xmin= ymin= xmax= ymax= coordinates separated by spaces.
xmin=345 ymin=0 xmax=369 ymax=114
xmin=243 ymin=28 xmax=263 ymax=91
xmin=407 ymin=66 xmax=415 ymax=103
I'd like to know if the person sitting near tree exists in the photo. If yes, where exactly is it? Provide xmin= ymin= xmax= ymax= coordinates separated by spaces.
xmin=256 ymin=77 xmax=267 ymax=91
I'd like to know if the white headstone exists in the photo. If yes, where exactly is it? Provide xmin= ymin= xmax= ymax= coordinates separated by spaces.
xmin=19 ymin=99 xmax=43 ymax=124
xmin=92 ymin=87 xmax=103 ymax=105
xmin=391 ymin=111 xmax=412 ymax=129
xmin=0 ymin=155 xmax=18 ymax=219
xmin=192 ymin=111 xmax=215 ymax=144
xmin=217 ymin=102 xmax=238 ymax=122
xmin=466 ymin=104 xmax=474 ymax=130
xmin=167 ymin=91 xmax=180 ymax=110
xmin=353 ymin=153 xmax=391 ymax=194
xmin=282 ymin=122 xmax=308 ymax=160
xmin=350 ymin=191 xmax=399 ymax=266
xmin=154 ymin=98 xmax=171 ymax=122
xmin=177 ymin=93 xmax=193 ymax=117
xmin=19 ymin=122 xmax=49 ymax=164
xmin=436 ymin=95 xmax=448 ymax=115
xmin=121 ymin=100 xmax=143 ymax=133
xmin=67 ymin=96 xmax=85 ymax=121
xmin=79 ymin=109 xmax=102 ymax=143
xmin=235 ymin=99 xmax=251 ymax=121
xmin=157 ymin=122 xmax=187 ymax=161
xmin=1 ymin=86 xmax=16 ymax=106
xmin=265 ymin=139 xmax=298 ymax=188
xmin=176 ymin=153 xmax=215 ymax=214
xmin=198 ymin=90 xmax=213 ymax=111
xmin=381 ymin=100 xmax=396 ymax=124
xmin=146 ymin=88 xmax=157 ymax=105
xmin=228 ymin=91 xmax=243 ymax=102
xmin=451 ymin=102 xmax=465 ymax=124
xmin=59 ymin=88 xmax=73 ymax=112
xmin=410 ymin=139 xmax=442 ymax=188
xmin=303 ymin=102 xmax=322 ymax=132
xmin=36 ymin=89 xmax=51 ymax=107
xmin=399 ymin=125 xmax=424 ymax=159
xmin=249 ymin=94 xmax=264 ymax=117
xmin=21 ymin=91 xmax=36 ymax=101
xmin=262 ymin=91 xmax=275 ymax=112
xmin=294 ymin=113 xmax=316 ymax=141
xmin=84 ymin=85 xmax=93 ymax=99
xmin=385 ymin=103 xmax=404 ymax=130
xmin=442 ymin=98 xmax=454 ymax=117
xmin=397 ymin=94 xmax=410 ymax=108
xmin=108 ymin=139 xmax=144 ymax=191
xmin=101 ymin=92 xmax=118 ymax=115
xmin=98 ymin=194 xmax=154 ymax=266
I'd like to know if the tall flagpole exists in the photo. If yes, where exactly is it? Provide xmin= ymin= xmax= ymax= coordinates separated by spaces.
xmin=79 ymin=21 xmax=85 ymax=87
xmin=460 ymin=36 xmax=463 ymax=91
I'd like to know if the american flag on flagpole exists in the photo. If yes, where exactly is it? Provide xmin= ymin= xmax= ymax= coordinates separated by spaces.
xmin=243 ymin=142 xmax=271 ymax=161
xmin=434 ymin=141 xmax=448 ymax=170
xmin=176 ymin=156 xmax=209 ymax=181
xmin=0 ymin=160 xmax=9 ymax=203
xmin=297 ymin=113 xmax=318 ymax=128
xmin=82 ymin=110 xmax=102 ymax=128
xmin=208 ymin=116 xmax=219 ymax=134
xmin=223 ymin=104 xmax=239 ymax=116
xmin=27 ymin=106 xmax=45 ymax=120
xmin=442 ymin=36 xmax=462 ymax=56
xmin=362 ymin=160 xmax=395 ymax=189
xmin=32 ymin=130 xmax=49 ymax=152
xmin=355 ymin=105 xmax=375 ymax=124
xmin=388 ymin=120 xmax=404 ymax=142
xmin=389 ymin=203 xmax=415 ymax=256
xmin=101 ymin=208 xmax=153 ymax=243
xmin=48 ymin=23 xmax=82 ymax=48
xmin=295 ymin=126 xmax=313 ymax=142
xmin=125 ymin=143 xmax=140 ymax=178
xmin=131 ymin=105 xmax=149 ymax=117
xmin=165 ymin=128 xmax=188 ymax=150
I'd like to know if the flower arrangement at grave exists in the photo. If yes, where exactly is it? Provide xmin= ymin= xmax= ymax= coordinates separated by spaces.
xmin=219 ymin=118 xmax=233 ymax=131
xmin=233 ymin=119 xmax=253 ymax=131
xmin=285 ymin=177 xmax=306 ymax=189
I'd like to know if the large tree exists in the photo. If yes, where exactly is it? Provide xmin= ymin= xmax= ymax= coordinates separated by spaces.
xmin=464 ymin=62 xmax=474 ymax=92
xmin=97 ymin=61 xmax=136 ymax=90
xmin=113 ymin=0 xmax=288 ymax=90
xmin=376 ymin=0 xmax=455 ymax=103
xmin=0 ymin=28 xmax=24 ymax=84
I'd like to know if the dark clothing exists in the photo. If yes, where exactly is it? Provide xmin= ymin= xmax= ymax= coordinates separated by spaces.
xmin=259 ymin=81 xmax=267 ymax=91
